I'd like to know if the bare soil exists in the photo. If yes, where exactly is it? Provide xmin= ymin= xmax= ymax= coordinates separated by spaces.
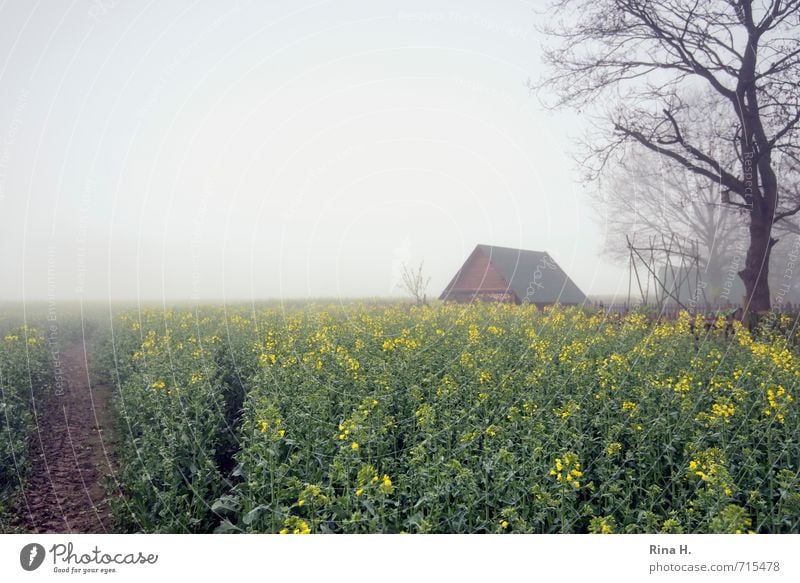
xmin=14 ymin=340 xmax=116 ymax=533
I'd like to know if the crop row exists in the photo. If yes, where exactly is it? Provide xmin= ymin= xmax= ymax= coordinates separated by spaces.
xmin=0 ymin=325 xmax=52 ymax=530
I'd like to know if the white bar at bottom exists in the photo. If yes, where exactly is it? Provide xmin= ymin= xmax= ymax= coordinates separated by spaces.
xmin=1 ymin=534 xmax=798 ymax=582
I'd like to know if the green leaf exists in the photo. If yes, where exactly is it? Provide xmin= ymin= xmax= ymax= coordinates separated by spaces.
xmin=242 ymin=504 xmax=268 ymax=525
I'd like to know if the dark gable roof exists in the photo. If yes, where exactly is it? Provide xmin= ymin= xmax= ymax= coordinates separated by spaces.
xmin=476 ymin=244 xmax=587 ymax=304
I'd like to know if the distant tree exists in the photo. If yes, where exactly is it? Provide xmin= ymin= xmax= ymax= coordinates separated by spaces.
xmin=538 ymin=0 xmax=800 ymax=312
xmin=594 ymin=98 xmax=800 ymax=305
xmin=593 ymin=125 xmax=747 ymax=301
xmin=398 ymin=261 xmax=431 ymax=306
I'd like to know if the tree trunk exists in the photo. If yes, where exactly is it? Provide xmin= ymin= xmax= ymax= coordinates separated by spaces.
xmin=739 ymin=214 xmax=775 ymax=313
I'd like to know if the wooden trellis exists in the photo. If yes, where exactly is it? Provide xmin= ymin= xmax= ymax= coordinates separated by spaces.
xmin=626 ymin=233 xmax=706 ymax=312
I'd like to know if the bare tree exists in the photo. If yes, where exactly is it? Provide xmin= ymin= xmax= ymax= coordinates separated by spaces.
xmin=593 ymin=124 xmax=749 ymax=301
xmin=537 ymin=0 xmax=800 ymax=312
xmin=398 ymin=261 xmax=431 ymax=306
xmin=595 ymin=135 xmax=746 ymax=261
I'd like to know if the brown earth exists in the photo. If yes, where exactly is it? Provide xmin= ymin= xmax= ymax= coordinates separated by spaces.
xmin=14 ymin=340 xmax=117 ymax=533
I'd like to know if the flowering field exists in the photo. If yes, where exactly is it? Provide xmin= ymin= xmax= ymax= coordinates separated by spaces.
xmin=0 ymin=325 xmax=51 ymax=529
xmin=93 ymin=303 xmax=800 ymax=534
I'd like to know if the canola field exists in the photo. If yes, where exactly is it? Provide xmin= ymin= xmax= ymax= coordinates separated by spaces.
xmin=0 ymin=325 xmax=51 ymax=529
xmin=91 ymin=303 xmax=799 ymax=534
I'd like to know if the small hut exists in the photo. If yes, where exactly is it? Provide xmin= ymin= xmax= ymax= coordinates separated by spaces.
xmin=439 ymin=244 xmax=587 ymax=306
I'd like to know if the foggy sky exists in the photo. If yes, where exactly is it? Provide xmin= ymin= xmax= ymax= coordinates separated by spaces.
xmin=0 ymin=0 xmax=627 ymax=302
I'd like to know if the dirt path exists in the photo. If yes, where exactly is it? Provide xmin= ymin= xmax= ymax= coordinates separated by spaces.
xmin=14 ymin=339 xmax=116 ymax=533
